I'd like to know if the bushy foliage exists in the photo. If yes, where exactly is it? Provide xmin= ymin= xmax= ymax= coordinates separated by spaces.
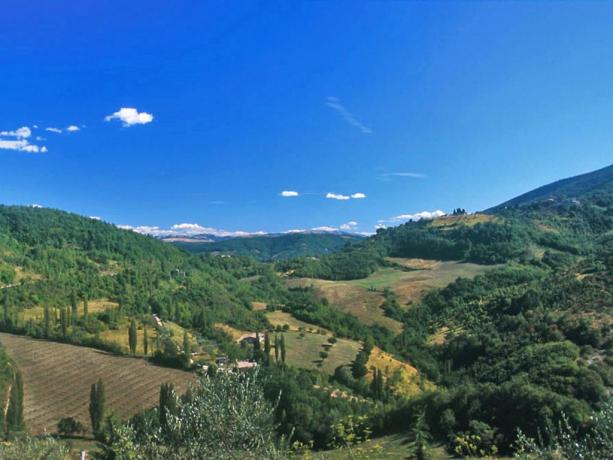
xmin=99 ymin=370 xmax=287 ymax=459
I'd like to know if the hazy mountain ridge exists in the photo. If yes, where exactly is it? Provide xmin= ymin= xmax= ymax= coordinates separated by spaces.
xmin=169 ymin=231 xmax=365 ymax=261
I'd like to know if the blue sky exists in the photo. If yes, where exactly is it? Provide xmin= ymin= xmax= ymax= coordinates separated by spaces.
xmin=1 ymin=1 xmax=612 ymax=236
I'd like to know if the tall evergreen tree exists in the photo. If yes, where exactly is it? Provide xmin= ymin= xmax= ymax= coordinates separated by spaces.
xmin=274 ymin=334 xmax=280 ymax=363
xmin=143 ymin=327 xmax=149 ymax=356
xmin=159 ymin=383 xmax=177 ymax=436
xmin=60 ymin=308 xmax=68 ymax=338
xmin=2 ymin=295 xmax=10 ymax=328
xmin=70 ymin=292 xmax=78 ymax=322
xmin=43 ymin=304 xmax=51 ymax=338
xmin=128 ymin=318 xmax=137 ymax=354
xmin=5 ymin=370 xmax=24 ymax=438
xmin=89 ymin=379 xmax=105 ymax=439
xmin=83 ymin=297 xmax=89 ymax=319
xmin=280 ymin=334 xmax=286 ymax=364
xmin=264 ymin=332 xmax=271 ymax=365
xmin=407 ymin=411 xmax=431 ymax=460
xmin=182 ymin=332 xmax=191 ymax=368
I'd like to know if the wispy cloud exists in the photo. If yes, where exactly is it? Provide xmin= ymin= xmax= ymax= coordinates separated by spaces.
xmin=377 ymin=172 xmax=426 ymax=181
xmin=105 ymin=107 xmax=153 ymax=127
xmin=66 ymin=125 xmax=80 ymax=132
xmin=45 ymin=127 xmax=63 ymax=133
xmin=351 ymin=193 xmax=366 ymax=199
xmin=0 ymin=126 xmax=47 ymax=153
xmin=326 ymin=96 xmax=372 ymax=134
xmin=280 ymin=190 xmax=299 ymax=197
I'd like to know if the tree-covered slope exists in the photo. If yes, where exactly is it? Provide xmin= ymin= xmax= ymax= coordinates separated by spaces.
xmin=280 ymin=164 xmax=612 ymax=280
xmin=170 ymin=232 xmax=364 ymax=261
xmin=488 ymin=163 xmax=613 ymax=211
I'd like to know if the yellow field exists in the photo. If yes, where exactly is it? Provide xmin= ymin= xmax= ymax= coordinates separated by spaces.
xmin=100 ymin=319 xmax=197 ymax=355
xmin=367 ymin=346 xmax=433 ymax=398
xmin=282 ymin=331 xmax=361 ymax=375
xmin=251 ymin=301 xmax=268 ymax=311
xmin=427 ymin=213 xmax=498 ymax=229
xmin=266 ymin=310 xmax=331 ymax=334
xmin=287 ymin=261 xmax=494 ymax=333
xmin=0 ymin=333 xmax=196 ymax=435
xmin=19 ymin=298 xmax=118 ymax=322
xmin=214 ymin=323 xmax=250 ymax=341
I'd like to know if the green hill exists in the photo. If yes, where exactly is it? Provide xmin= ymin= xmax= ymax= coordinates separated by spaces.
xmin=172 ymin=232 xmax=364 ymax=260
xmin=488 ymin=163 xmax=613 ymax=211
xmin=279 ymin=163 xmax=612 ymax=280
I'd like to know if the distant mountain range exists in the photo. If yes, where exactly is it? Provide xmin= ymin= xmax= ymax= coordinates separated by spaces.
xmin=165 ymin=231 xmax=365 ymax=260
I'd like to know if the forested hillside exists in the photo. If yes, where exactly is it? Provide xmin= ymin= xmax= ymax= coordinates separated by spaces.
xmin=279 ymin=164 xmax=612 ymax=280
xmin=171 ymin=232 xmax=363 ymax=261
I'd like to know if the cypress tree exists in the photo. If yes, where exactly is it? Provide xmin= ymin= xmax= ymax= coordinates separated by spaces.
xmin=159 ymin=383 xmax=177 ymax=436
xmin=43 ymin=304 xmax=51 ymax=338
xmin=70 ymin=292 xmax=78 ymax=321
xmin=128 ymin=318 xmax=138 ymax=354
xmin=89 ymin=379 xmax=105 ymax=438
xmin=60 ymin=308 xmax=68 ymax=338
xmin=5 ymin=370 xmax=24 ymax=438
xmin=83 ymin=297 xmax=89 ymax=319
xmin=3 ymin=295 xmax=9 ymax=328
xmin=143 ymin=327 xmax=149 ymax=356
xmin=264 ymin=332 xmax=271 ymax=364
xmin=280 ymin=334 xmax=286 ymax=364
xmin=274 ymin=334 xmax=280 ymax=363
xmin=182 ymin=332 xmax=191 ymax=368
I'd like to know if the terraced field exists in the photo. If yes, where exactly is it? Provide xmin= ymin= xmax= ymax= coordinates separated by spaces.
xmin=282 ymin=331 xmax=361 ymax=375
xmin=287 ymin=259 xmax=494 ymax=332
xmin=0 ymin=333 xmax=195 ymax=435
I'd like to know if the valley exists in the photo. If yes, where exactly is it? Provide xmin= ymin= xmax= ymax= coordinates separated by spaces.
xmin=0 ymin=164 xmax=610 ymax=458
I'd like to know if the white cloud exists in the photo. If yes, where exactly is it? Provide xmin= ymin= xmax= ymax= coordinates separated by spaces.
xmin=1 ymin=126 xmax=32 ymax=138
xmin=0 ymin=137 xmax=46 ymax=154
xmin=66 ymin=125 xmax=80 ymax=132
xmin=385 ymin=210 xmax=446 ymax=223
xmin=326 ymin=96 xmax=372 ymax=134
xmin=326 ymin=193 xmax=350 ymax=201
xmin=326 ymin=192 xmax=366 ymax=201
xmin=45 ymin=127 xmax=63 ymax=134
xmin=89 ymin=216 xmax=102 ymax=220
xmin=339 ymin=221 xmax=358 ymax=231
xmin=119 ymin=222 xmax=266 ymax=238
xmin=280 ymin=190 xmax=299 ymax=197
xmin=31 ymin=204 xmax=43 ymax=208
xmin=105 ymin=107 xmax=154 ymax=127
